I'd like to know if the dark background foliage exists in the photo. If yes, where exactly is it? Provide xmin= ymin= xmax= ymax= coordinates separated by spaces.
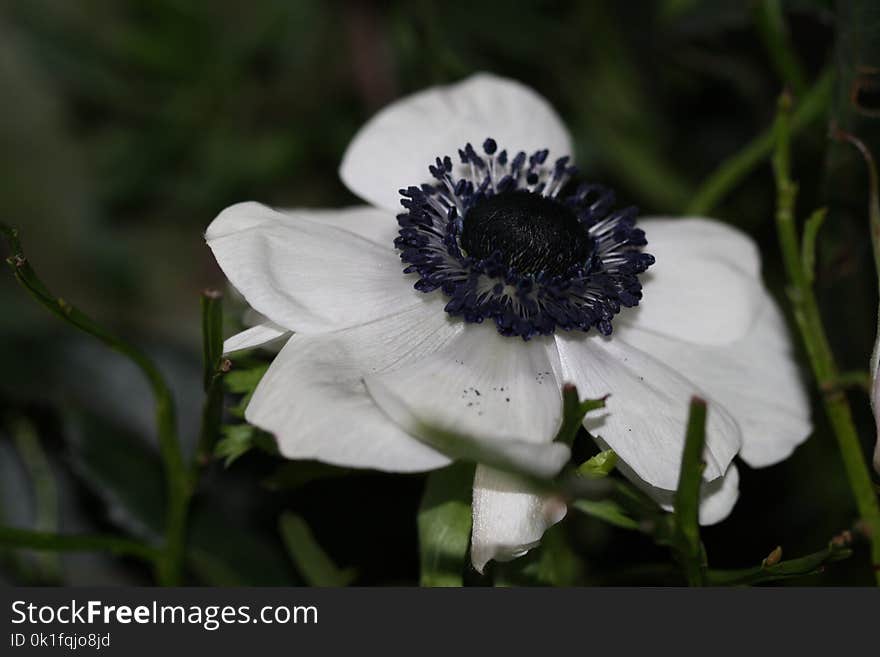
xmin=1 ymin=0 xmax=878 ymax=585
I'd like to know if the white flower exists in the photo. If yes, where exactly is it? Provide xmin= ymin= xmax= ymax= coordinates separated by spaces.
xmin=205 ymin=73 xmax=812 ymax=573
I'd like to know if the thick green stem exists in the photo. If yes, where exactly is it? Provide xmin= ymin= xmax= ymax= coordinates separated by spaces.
xmin=156 ymin=492 xmax=190 ymax=585
xmin=160 ymin=291 xmax=228 ymax=584
xmin=772 ymin=96 xmax=880 ymax=584
xmin=194 ymin=290 xmax=227 ymax=472
xmin=672 ymin=397 xmax=708 ymax=586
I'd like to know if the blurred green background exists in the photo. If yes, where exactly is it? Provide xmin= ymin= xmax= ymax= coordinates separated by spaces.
xmin=1 ymin=0 xmax=879 ymax=585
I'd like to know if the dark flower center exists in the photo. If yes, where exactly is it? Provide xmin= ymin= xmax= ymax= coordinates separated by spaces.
xmin=395 ymin=139 xmax=653 ymax=339
xmin=460 ymin=191 xmax=593 ymax=277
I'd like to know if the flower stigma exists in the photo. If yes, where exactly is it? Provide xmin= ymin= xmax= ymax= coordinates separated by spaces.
xmin=460 ymin=191 xmax=594 ymax=277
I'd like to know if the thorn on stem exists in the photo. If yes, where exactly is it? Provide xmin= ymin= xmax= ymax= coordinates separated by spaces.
xmin=762 ymin=545 xmax=783 ymax=567
xmin=220 ymin=358 xmax=232 ymax=373
xmin=831 ymin=529 xmax=853 ymax=548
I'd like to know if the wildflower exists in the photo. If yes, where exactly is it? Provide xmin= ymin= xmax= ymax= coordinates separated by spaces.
xmin=206 ymin=74 xmax=811 ymax=572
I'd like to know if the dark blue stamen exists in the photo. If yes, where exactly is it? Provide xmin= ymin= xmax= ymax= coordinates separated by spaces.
xmin=395 ymin=137 xmax=654 ymax=339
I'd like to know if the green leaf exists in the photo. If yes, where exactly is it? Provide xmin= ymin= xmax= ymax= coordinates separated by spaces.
xmin=278 ymin=512 xmax=357 ymax=587
xmin=577 ymin=449 xmax=617 ymax=478
xmin=672 ymin=397 xmax=708 ymax=586
xmin=225 ymin=363 xmax=269 ymax=393
xmin=214 ymin=424 xmax=253 ymax=466
xmin=554 ymin=384 xmax=606 ymax=447
xmin=572 ymin=499 xmax=640 ymax=531
xmin=224 ymin=363 xmax=269 ymax=417
xmin=418 ymin=462 xmax=474 ymax=587
xmin=215 ymin=423 xmax=276 ymax=467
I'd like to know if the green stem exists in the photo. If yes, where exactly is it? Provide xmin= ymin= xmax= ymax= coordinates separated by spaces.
xmin=200 ymin=291 xmax=224 ymax=391
xmin=163 ymin=291 xmax=228 ymax=583
xmin=157 ymin=493 xmax=190 ymax=585
xmin=672 ymin=397 xmax=709 ymax=586
xmin=801 ymin=207 xmax=827 ymax=284
xmin=686 ymin=69 xmax=832 ymax=216
xmin=707 ymin=541 xmax=852 ymax=586
xmin=772 ymin=95 xmax=880 ymax=585
xmin=1 ymin=225 xmax=189 ymax=585
xmin=752 ymin=0 xmax=808 ymax=95
xmin=194 ymin=291 xmax=227 ymax=471
xmin=0 ymin=525 xmax=160 ymax=563
xmin=195 ymin=376 xmax=226 ymax=470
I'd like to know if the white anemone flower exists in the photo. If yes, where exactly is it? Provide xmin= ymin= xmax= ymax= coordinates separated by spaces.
xmin=206 ymin=73 xmax=812 ymax=573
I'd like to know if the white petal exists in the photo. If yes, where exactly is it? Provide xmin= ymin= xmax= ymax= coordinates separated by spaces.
xmin=277 ymin=205 xmax=400 ymax=246
xmin=245 ymin=300 xmax=461 ymax=472
xmin=610 ymin=447 xmax=741 ymax=526
xmin=619 ymin=218 xmax=765 ymax=345
xmin=366 ymin=377 xmax=570 ymax=479
xmin=555 ymin=333 xmax=742 ymax=490
xmin=340 ymin=72 xmax=573 ymax=213
xmin=696 ymin=463 xmax=740 ymax=525
xmin=470 ymin=466 xmax=567 ymax=573
xmin=206 ymin=202 xmax=420 ymax=334
xmin=616 ymin=293 xmax=812 ymax=467
xmin=365 ymin=324 xmax=564 ymax=449
xmin=223 ymin=322 xmax=290 ymax=354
